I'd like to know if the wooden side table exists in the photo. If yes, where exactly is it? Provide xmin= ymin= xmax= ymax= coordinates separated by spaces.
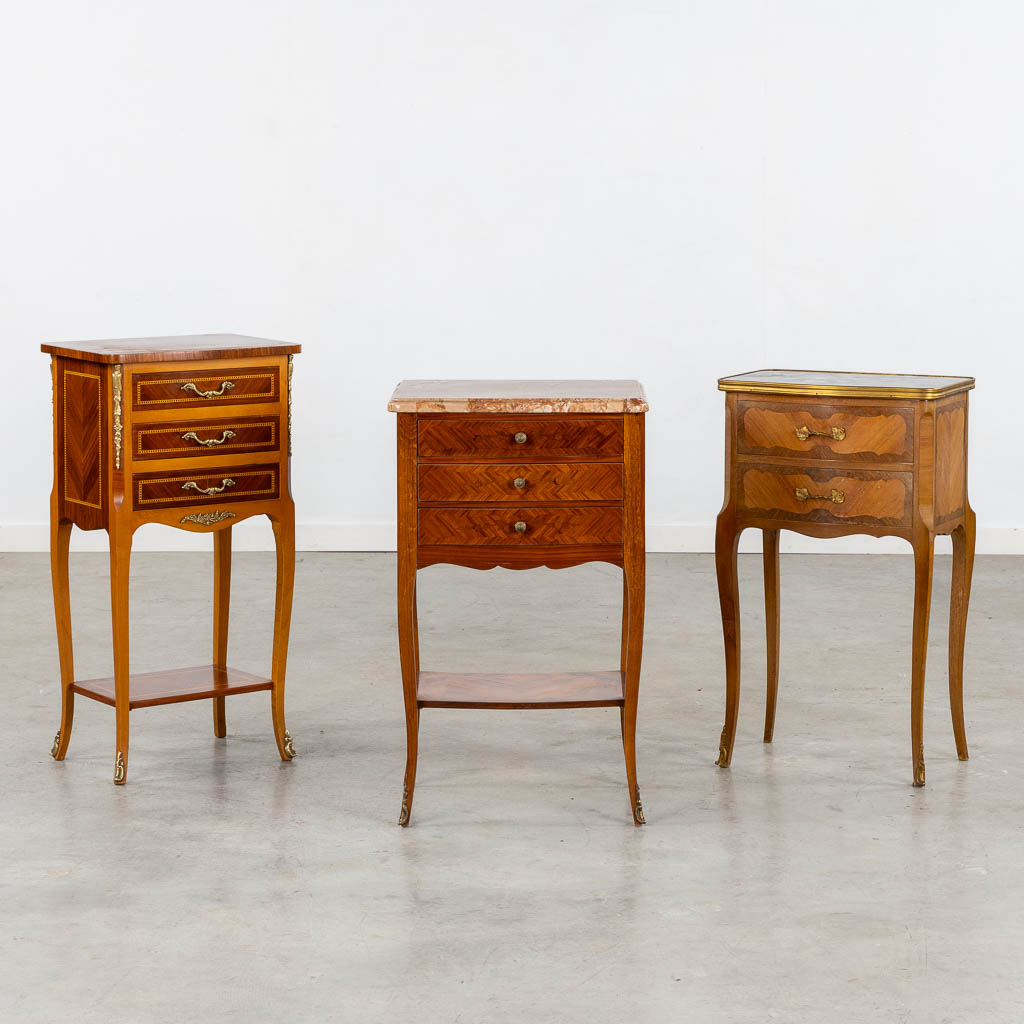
xmin=388 ymin=380 xmax=648 ymax=825
xmin=42 ymin=334 xmax=301 ymax=784
xmin=714 ymin=370 xmax=975 ymax=786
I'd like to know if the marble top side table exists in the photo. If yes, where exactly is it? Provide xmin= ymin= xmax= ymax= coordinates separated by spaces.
xmin=388 ymin=379 xmax=648 ymax=825
xmin=714 ymin=369 xmax=976 ymax=787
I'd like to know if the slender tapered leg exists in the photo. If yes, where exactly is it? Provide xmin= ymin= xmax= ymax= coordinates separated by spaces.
xmin=212 ymin=526 xmax=232 ymax=738
xmin=109 ymin=526 xmax=134 ymax=784
xmin=621 ymin=554 xmax=646 ymax=825
xmin=715 ymin=513 xmax=742 ymax=767
xmin=911 ymin=533 xmax=935 ymax=786
xmin=397 ymin=565 xmax=419 ymax=826
xmin=618 ymin=571 xmax=629 ymax=743
xmin=50 ymin=509 xmax=75 ymax=761
xmin=949 ymin=508 xmax=975 ymax=761
xmin=396 ymin=412 xmax=419 ymax=825
xmin=763 ymin=528 xmax=780 ymax=743
xmin=269 ymin=510 xmax=296 ymax=761
xmin=621 ymin=413 xmax=646 ymax=825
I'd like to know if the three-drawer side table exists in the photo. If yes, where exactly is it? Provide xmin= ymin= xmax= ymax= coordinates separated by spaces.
xmin=714 ymin=370 xmax=975 ymax=786
xmin=388 ymin=380 xmax=648 ymax=825
xmin=42 ymin=334 xmax=301 ymax=784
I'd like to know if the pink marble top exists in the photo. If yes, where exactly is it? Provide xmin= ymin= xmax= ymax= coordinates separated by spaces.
xmin=388 ymin=379 xmax=648 ymax=414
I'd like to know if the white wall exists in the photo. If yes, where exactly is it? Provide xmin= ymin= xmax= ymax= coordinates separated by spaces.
xmin=2 ymin=1 xmax=1021 ymax=553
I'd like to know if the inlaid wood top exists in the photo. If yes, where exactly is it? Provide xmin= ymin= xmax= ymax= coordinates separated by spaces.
xmin=719 ymin=369 xmax=974 ymax=400
xmin=388 ymin=379 xmax=648 ymax=413
xmin=41 ymin=334 xmax=301 ymax=365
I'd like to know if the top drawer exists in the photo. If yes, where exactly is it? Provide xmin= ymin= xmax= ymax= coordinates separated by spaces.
xmin=418 ymin=416 xmax=623 ymax=459
xmin=132 ymin=365 xmax=280 ymax=411
xmin=737 ymin=400 xmax=914 ymax=464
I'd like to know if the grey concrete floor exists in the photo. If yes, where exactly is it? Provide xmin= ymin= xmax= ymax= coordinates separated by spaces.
xmin=2 ymin=550 xmax=1023 ymax=1023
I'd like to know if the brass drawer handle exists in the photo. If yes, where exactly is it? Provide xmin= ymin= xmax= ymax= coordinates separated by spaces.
xmin=795 ymin=486 xmax=844 ymax=505
xmin=181 ymin=429 xmax=237 ymax=448
xmin=795 ymin=424 xmax=846 ymax=441
xmin=513 ymin=520 xmax=528 ymax=533
xmin=513 ymin=477 xmax=526 ymax=489
xmin=514 ymin=431 xmax=528 ymax=444
xmin=182 ymin=478 xmax=236 ymax=496
xmin=180 ymin=381 xmax=236 ymax=399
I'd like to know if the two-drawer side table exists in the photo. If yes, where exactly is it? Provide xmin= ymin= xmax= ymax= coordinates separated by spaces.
xmin=714 ymin=370 xmax=975 ymax=786
xmin=42 ymin=334 xmax=301 ymax=784
xmin=388 ymin=380 xmax=648 ymax=825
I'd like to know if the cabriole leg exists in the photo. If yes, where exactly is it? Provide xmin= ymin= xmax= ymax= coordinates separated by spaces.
xmin=911 ymin=533 xmax=935 ymax=786
xmin=763 ymin=528 xmax=781 ymax=743
xmin=212 ymin=526 xmax=232 ymax=738
xmin=110 ymin=527 xmax=134 ymax=784
xmin=949 ymin=508 xmax=975 ymax=760
xmin=715 ymin=514 xmax=742 ymax=767
xmin=270 ymin=511 xmax=296 ymax=761
xmin=50 ymin=513 xmax=75 ymax=760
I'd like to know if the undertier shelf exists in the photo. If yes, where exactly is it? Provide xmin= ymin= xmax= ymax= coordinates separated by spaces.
xmin=416 ymin=671 xmax=624 ymax=709
xmin=72 ymin=665 xmax=273 ymax=709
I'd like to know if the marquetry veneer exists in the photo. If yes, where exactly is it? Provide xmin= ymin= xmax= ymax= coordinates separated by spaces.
xmin=42 ymin=334 xmax=301 ymax=784
xmin=714 ymin=369 xmax=976 ymax=787
xmin=388 ymin=379 xmax=648 ymax=826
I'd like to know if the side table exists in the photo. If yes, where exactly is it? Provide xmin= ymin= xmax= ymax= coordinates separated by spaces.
xmin=42 ymin=334 xmax=301 ymax=784
xmin=388 ymin=380 xmax=648 ymax=825
xmin=714 ymin=369 xmax=975 ymax=786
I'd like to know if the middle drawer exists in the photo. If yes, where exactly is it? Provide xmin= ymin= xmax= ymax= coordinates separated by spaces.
xmin=419 ymin=463 xmax=623 ymax=503
xmin=133 ymin=416 xmax=280 ymax=461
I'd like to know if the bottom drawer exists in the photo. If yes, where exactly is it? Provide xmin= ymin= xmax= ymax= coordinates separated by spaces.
xmin=133 ymin=463 xmax=279 ymax=510
xmin=418 ymin=506 xmax=623 ymax=546
xmin=739 ymin=465 xmax=912 ymax=527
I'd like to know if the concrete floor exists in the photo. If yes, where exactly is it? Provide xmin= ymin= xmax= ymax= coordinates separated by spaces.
xmin=2 ymin=550 xmax=1023 ymax=1023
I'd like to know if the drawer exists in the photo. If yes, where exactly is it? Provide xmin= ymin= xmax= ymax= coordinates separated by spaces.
xmin=739 ymin=465 xmax=912 ymax=527
xmin=132 ymin=365 xmax=280 ymax=411
xmin=418 ymin=506 xmax=624 ymax=546
xmin=738 ymin=400 xmax=913 ymax=463
xmin=418 ymin=416 xmax=623 ymax=459
xmin=418 ymin=462 xmax=623 ymax=503
xmin=133 ymin=417 xmax=279 ymax=461
xmin=132 ymin=463 xmax=279 ymax=510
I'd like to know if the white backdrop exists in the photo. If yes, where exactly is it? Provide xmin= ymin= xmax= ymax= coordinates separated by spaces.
xmin=2 ymin=2 xmax=1021 ymax=553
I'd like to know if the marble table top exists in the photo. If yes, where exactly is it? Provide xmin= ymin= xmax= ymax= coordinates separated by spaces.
xmin=719 ymin=369 xmax=974 ymax=400
xmin=388 ymin=379 xmax=648 ymax=413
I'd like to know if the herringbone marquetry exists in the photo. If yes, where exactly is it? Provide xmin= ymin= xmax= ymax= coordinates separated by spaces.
xmin=418 ymin=462 xmax=623 ymax=503
xmin=418 ymin=416 xmax=622 ymax=458
xmin=62 ymin=365 xmax=103 ymax=514
xmin=418 ymin=506 xmax=623 ymax=546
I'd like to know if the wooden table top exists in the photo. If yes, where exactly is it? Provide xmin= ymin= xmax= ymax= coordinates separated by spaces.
xmin=388 ymin=379 xmax=648 ymax=414
xmin=41 ymin=334 xmax=301 ymax=365
xmin=719 ymin=369 xmax=974 ymax=400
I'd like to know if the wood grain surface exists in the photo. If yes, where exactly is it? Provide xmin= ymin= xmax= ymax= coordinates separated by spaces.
xmin=418 ymin=415 xmax=623 ymax=459
xmin=418 ymin=462 xmax=623 ymax=503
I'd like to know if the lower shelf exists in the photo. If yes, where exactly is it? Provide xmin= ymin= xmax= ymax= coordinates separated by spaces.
xmin=416 ymin=671 xmax=624 ymax=709
xmin=72 ymin=665 xmax=273 ymax=710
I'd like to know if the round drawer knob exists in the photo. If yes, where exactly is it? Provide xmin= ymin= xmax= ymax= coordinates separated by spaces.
xmin=514 ymin=431 xmax=528 ymax=444
xmin=513 ymin=477 xmax=526 ymax=490
xmin=513 ymin=520 xmax=528 ymax=534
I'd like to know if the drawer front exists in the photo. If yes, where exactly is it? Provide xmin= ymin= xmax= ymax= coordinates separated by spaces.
xmin=132 ymin=365 xmax=280 ymax=411
xmin=738 ymin=400 xmax=914 ymax=463
xmin=418 ymin=416 xmax=623 ymax=459
xmin=739 ymin=465 xmax=912 ymax=527
xmin=418 ymin=506 xmax=623 ymax=546
xmin=133 ymin=417 xmax=279 ymax=461
xmin=133 ymin=463 xmax=279 ymax=510
xmin=418 ymin=462 xmax=623 ymax=503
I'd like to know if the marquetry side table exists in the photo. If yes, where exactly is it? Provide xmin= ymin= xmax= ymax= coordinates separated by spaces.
xmin=42 ymin=334 xmax=300 ymax=784
xmin=714 ymin=369 xmax=976 ymax=786
xmin=388 ymin=380 xmax=648 ymax=825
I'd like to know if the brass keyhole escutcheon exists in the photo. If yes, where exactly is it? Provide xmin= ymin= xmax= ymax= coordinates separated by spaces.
xmin=513 ymin=477 xmax=526 ymax=489
xmin=514 ymin=521 xmax=528 ymax=533
xmin=514 ymin=431 xmax=528 ymax=444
